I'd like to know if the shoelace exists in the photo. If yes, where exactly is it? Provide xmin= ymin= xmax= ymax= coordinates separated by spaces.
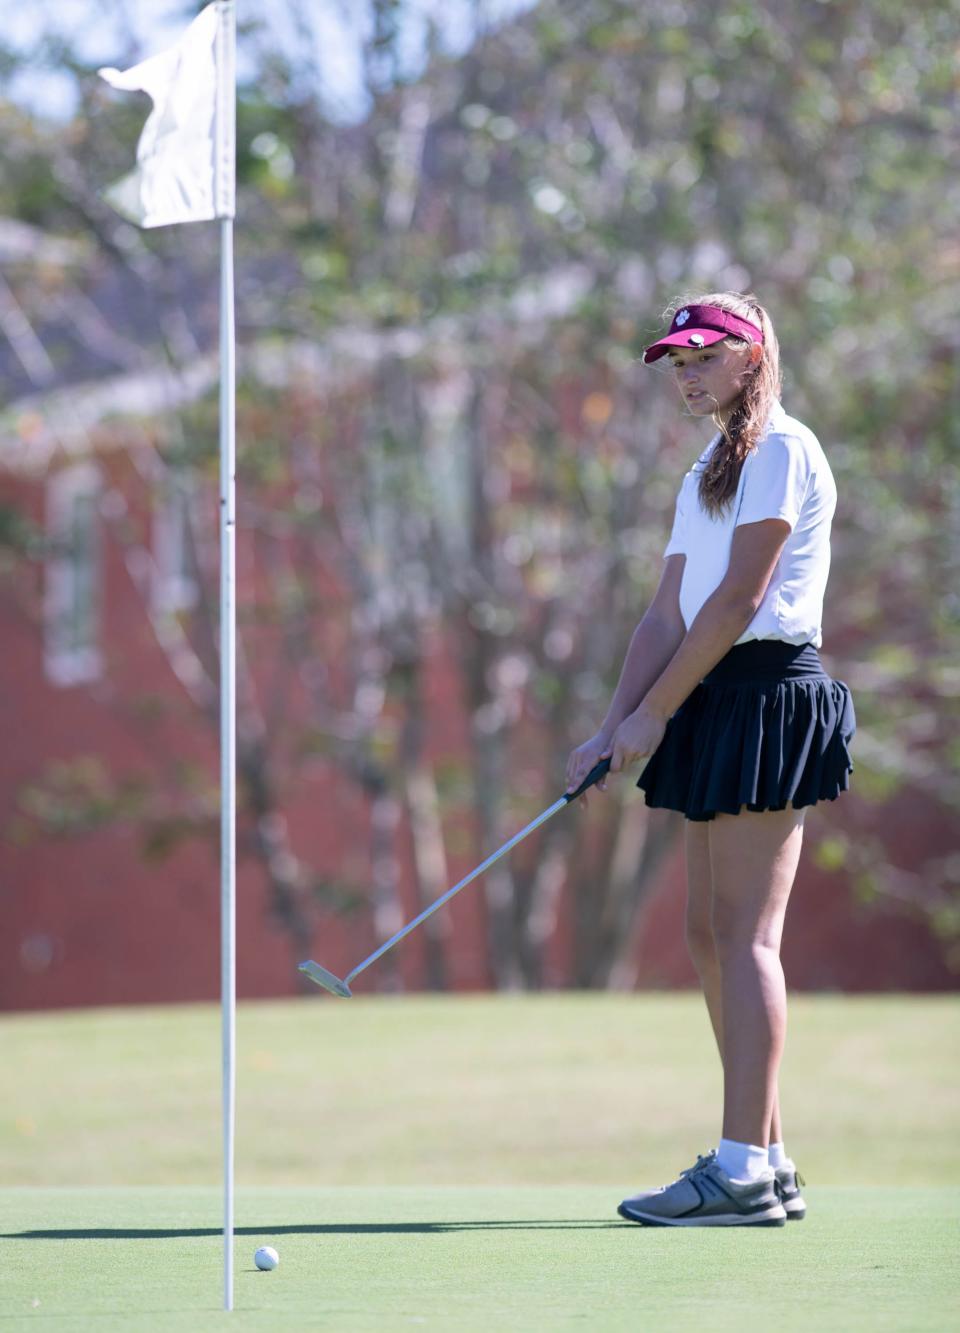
xmin=679 ymin=1150 xmax=717 ymax=1179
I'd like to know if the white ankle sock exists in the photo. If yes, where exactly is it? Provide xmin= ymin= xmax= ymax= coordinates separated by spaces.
xmin=716 ymin=1137 xmax=769 ymax=1182
xmin=767 ymin=1141 xmax=791 ymax=1171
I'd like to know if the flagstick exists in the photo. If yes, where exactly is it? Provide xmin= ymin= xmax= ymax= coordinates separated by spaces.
xmin=216 ymin=1 xmax=238 ymax=1313
xmin=219 ymin=215 xmax=236 ymax=1312
xmin=220 ymin=210 xmax=237 ymax=1314
xmin=97 ymin=0 xmax=239 ymax=1310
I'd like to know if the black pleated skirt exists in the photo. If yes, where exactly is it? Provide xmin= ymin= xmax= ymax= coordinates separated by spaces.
xmin=636 ymin=640 xmax=856 ymax=822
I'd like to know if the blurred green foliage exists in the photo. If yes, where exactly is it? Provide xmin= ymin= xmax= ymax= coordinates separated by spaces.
xmin=2 ymin=0 xmax=957 ymax=978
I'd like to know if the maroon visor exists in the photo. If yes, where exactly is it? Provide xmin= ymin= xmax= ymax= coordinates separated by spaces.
xmin=643 ymin=304 xmax=763 ymax=364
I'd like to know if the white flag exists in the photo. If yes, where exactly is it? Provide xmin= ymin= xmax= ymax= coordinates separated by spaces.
xmin=99 ymin=2 xmax=235 ymax=229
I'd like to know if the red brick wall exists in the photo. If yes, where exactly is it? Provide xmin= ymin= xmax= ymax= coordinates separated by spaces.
xmin=1 ymin=466 xmax=955 ymax=1010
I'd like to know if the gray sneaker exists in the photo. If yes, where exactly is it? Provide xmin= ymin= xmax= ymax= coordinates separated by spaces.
xmin=775 ymin=1165 xmax=806 ymax=1220
xmin=681 ymin=1150 xmax=807 ymax=1219
xmin=618 ymin=1160 xmax=787 ymax=1227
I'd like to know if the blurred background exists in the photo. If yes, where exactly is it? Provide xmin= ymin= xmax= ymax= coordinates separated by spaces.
xmin=1 ymin=0 xmax=958 ymax=1010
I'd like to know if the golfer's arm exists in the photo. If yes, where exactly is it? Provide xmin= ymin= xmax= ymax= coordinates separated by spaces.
xmin=598 ymin=555 xmax=686 ymax=741
xmin=642 ymin=518 xmax=791 ymax=721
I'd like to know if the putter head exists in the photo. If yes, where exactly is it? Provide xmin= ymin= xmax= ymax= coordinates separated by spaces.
xmin=298 ymin=960 xmax=353 ymax=998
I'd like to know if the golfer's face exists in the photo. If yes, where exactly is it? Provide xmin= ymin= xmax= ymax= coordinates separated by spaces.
xmin=667 ymin=343 xmax=755 ymax=417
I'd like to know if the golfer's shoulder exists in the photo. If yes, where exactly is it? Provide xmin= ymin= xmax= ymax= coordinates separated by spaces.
xmin=756 ymin=407 xmax=833 ymax=489
xmin=762 ymin=402 xmax=819 ymax=452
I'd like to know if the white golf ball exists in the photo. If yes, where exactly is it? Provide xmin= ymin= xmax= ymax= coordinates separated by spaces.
xmin=254 ymin=1245 xmax=279 ymax=1271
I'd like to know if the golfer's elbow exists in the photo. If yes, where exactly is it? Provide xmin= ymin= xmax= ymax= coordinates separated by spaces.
xmin=631 ymin=614 xmax=684 ymax=670
xmin=710 ymin=583 xmax=765 ymax=632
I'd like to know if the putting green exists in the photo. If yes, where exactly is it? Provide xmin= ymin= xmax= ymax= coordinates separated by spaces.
xmin=1 ymin=995 xmax=958 ymax=1328
xmin=2 ymin=1186 xmax=956 ymax=1331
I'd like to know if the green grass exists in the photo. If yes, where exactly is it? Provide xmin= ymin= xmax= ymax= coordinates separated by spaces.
xmin=2 ymin=1187 xmax=957 ymax=1332
xmin=1 ymin=995 xmax=958 ymax=1330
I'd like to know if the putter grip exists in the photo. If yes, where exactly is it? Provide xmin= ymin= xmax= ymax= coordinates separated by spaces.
xmin=564 ymin=756 xmax=612 ymax=803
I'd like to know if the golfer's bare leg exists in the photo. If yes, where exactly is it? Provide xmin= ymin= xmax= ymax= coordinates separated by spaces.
xmin=685 ymin=820 xmax=724 ymax=1050
xmin=685 ymin=820 xmax=786 ymax=1145
xmin=708 ymin=806 xmax=804 ymax=1147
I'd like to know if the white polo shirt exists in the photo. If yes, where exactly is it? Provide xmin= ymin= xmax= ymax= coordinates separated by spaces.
xmin=664 ymin=402 xmax=837 ymax=647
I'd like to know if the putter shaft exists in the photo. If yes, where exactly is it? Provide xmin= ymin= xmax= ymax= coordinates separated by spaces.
xmin=300 ymin=757 xmax=611 ymax=995
xmin=345 ymin=795 xmax=569 ymax=986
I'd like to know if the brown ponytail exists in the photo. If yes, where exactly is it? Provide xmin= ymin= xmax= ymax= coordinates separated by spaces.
xmin=664 ymin=292 xmax=782 ymax=516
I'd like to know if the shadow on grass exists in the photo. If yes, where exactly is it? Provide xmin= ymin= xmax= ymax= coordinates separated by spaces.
xmin=5 ymin=1220 xmax=626 ymax=1240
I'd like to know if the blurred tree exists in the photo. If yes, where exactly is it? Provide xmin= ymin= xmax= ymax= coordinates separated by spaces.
xmin=1 ymin=0 xmax=958 ymax=986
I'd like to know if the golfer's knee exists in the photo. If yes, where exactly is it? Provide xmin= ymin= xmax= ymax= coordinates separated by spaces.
xmin=713 ymin=927 xmax=780 ymax=975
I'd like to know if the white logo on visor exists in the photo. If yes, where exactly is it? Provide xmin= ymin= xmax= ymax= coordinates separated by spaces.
xmin=675 ymin=309 xmax=690 ymax=326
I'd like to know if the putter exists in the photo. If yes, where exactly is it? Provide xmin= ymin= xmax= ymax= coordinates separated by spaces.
xmin=299 ymin=756 xmax=612 ymax=997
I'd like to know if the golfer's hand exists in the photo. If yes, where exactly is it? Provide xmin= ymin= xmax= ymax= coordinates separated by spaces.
xmin=565 ymin=732 xmax=613 ymax=806
xmin=609 ymin=705 xmax=666 ymax=774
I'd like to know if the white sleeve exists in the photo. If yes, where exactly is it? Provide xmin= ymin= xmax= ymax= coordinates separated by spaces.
xmin=663 ymin=480 xmax=688 ymax=557
xmin=736 ymin=434 xmax=811 ymax=531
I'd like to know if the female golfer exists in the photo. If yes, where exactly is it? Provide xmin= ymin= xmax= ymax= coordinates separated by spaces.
xmin=565 ymin=293 xmax=855 ymax=1226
